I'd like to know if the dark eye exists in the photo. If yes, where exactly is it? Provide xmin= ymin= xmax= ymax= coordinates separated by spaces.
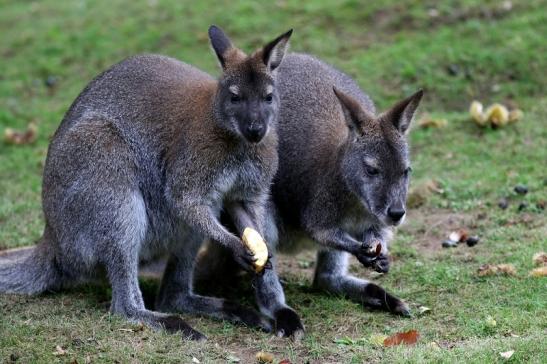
xmin=365 ymin=165 xmax=379 ymax=176
xmin=403 ymin=167 xmax=412 ymax=177
xmin=264 ymin=93 xmax=273 ymax=103
xmin=230 ymin=94 xmax=241 ymax=103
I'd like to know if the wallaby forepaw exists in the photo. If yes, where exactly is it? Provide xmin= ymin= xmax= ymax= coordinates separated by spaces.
xmin=158 ymin=315 xmax=207 ymax=341
xmin=372 ymin=254 xmax=390 ymax=273
xmin=274 ymin=307 xmax=305 ymax=340
xmin=394 ymin=302 xmax=411 ymax=317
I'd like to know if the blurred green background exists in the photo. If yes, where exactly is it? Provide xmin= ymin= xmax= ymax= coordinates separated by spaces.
xmin=0 ymin=1 xmax=546 ymax=363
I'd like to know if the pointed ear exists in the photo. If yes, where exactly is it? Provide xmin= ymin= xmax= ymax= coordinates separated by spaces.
xmin=208 ymin=25 xmax=235 ymax=69
xmin=261 ymin=29 xmax=293 ymax=72
xmin=333 ymin=87 xmax=372 ymax=133
xmin=383 ymin=89 xmax=424 ymax=134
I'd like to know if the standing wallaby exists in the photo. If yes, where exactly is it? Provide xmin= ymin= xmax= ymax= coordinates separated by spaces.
xmin=197 ymin=53 xmax=423 ymax=330
xmin=0 ymin=26 xmax=293 ymax=340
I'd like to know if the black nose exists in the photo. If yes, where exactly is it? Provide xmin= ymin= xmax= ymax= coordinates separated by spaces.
xmin=244 ymin=124 xmax=266 ymax=143
xmin=387 ymin=207 xmax=405 ymax=222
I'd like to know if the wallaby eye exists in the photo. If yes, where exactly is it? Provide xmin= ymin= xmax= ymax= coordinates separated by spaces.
xmin=230 ymin=94 xmax=241 ymax=104
xmin=365 ymin=165 xmax=380 ymax=176
xmin=264 ymin=93 xmax=273 ymax=103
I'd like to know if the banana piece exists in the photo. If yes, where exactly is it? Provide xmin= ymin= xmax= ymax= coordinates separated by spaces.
xmin=242 ymin=227 xmax=269 ymax=273
xmin=485 ymin=103 xmax=509 ymax=127
xmin=469 ymin=101 xmax=487 ymax=126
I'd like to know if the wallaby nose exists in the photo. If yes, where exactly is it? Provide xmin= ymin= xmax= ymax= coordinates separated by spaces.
xmin=244 ymin=123 xmax=266 ymax=143
xmin=387 ymin=207 xmax=406 ymax=222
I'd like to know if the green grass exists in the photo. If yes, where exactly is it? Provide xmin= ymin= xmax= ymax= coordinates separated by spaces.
xmin=1 ymin=0 xmax=546 ymax=363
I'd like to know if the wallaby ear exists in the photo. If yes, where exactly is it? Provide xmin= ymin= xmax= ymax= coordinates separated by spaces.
xmin=333 ymin=87 xmax=371 ymax=133
xmin=208 ymin=25 xmax=235 ymax=69
xmin=383 ymin=89 xmax=424 ymax=134
xmin=261 ymin=29 xmax=293 ymax=72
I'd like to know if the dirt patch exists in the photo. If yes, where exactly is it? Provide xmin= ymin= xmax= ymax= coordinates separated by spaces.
xmin=399 ymin=208 xmax=475 ymax=256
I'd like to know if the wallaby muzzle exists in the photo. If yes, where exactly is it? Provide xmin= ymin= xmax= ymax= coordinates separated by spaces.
xmin=242 ymin=122 xmax=267 ymax=143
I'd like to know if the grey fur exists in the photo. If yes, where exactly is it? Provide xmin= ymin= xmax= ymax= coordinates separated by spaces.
xmin=268 ymin=53 xmax=422 ymax=315
xmin=197 ymin=53 xmax=422 ymax=334
xmin=0 ymin=26 xmax=293 ymax=340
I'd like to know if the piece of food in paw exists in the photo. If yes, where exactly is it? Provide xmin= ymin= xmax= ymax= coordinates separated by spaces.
xmin=241 ymin=227 xmax=268 ymax=273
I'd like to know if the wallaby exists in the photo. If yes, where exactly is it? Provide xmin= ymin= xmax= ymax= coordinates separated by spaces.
xmin=197 ymin=53 xmax=423 ymax=327
xmin=0 ymin=26 xmax=293 ymax=340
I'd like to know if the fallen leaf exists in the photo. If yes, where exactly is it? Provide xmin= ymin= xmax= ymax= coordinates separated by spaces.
xmin=383 ymin=330 xmax=420 ymax=347
xmin=532 ymin=252 xmax=547 ymax=266
xmin=477 ymin=264 xmax=516 ymax=277
xmin=192 ymin=357 xmax=200 ymax=364
xmin=369 ymin=333 xmax=388 ymax=346
xmin=508 ymin=109 xmax=523 ymax=123
xmin=418 ymin=116 xmax=448 ymax=129
xmin=333 ymin=337 xmax=354 ymax=345
xmin=256 ymin=351 xmax=274 ymax=363
xmin=529 ymin=266 xmax=547 ymax=277
xmin=426 ymin=341 xmax=441 ymax=350
xmin=499 ymin=350 xmax=514 ymax=359
xmin=485 ymin=315 xmax=497 ymax=328
xmin=278 ymin=360 xmax=292 ymax=364
xmin=4 ymin=123 xmax=38 ymax=145
xmin=407 ymin=179 xmax=443 ymax=208
xmin=226 ymin=354 xmax=241 ymax=363
xmin=53 ymin=345 xmax=67 ymax=356
xmin=418 ymin=306 xmax=431 ymax=315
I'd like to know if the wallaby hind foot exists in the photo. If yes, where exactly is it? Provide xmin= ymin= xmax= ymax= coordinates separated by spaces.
xmin=313 ymin=250 xmax=410 ymax=316
xmin=156 ymin=245 xmax=272 ymax=333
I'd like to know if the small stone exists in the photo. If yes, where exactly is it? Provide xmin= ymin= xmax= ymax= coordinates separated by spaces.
xmin=498 ymin=198 xmax=509 ymax=210
xmin=442 ymin=240 xmax=457 ymax=248
xmin=466 ymin=236 xmax=480 ymax=247
xmin=514 ymin=185 xmax=528 ymax=195
xmin=446 ymin=64 xmax=459 ymax=76
xmin=45 ymin=75 xmax=58 ymax=88
xmin=518 ymin=202 xmax=528 ymax=211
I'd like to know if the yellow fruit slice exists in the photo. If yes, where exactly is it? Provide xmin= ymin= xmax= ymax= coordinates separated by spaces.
xmin=242 ymin=227 xmax=268 ymax=273
xmin=485 ymin=103 xmax=509 ymax=127
xmin=469 ymin=101 xmax=487 ymax=126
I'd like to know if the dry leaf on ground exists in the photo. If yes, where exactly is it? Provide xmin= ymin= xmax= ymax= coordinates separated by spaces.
xmin=255 ymin=351 xmax=274 ymax=363
xmin=529 ymin=266 xmax=547 ymax=277
xmin=499 ymin=350 xmax=515 ymax=359
xmin=369 ymin=334 xmax=389 ymax=346
xmin=418 ymin=116 xmax=448 ymax=129
xmin=477 ymin=264 xmax=516 ymax=276
xmin=53 ymin=345 xmax=67 ymax=356
xmin=532 ymin=252 xmax=547 ymax=266
xmin=4 ymin=123 xmax=37 ymax=145
xmin=383 ymin=330 xmax=420 ymax=347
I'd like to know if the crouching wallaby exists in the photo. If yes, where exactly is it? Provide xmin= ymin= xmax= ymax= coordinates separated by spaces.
xmin=0 ymin=25 xmax=293 ymax=340
xmin=198 ymin=53 xmax=423 ymax=327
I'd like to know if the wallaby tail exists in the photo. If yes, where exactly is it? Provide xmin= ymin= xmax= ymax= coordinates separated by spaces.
xmin=0 ymin=240 xmax=60 ymax=295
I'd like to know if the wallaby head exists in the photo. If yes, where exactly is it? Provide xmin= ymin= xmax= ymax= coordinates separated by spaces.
xmin=208 ymin=25 xmax=292 ymax=143
xmin=333 ymin=88 xmax=423 ymax=226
